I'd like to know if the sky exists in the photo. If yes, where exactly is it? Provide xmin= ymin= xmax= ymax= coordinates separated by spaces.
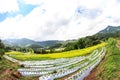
xmin=0 ymin=0 xmax=120 ymax=41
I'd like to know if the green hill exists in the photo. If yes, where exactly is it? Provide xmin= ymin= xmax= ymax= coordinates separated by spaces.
xmin=85 ymin=38 xmax=120 ymax=80
xmin=3 ymin=38 xmax=62 ymax=48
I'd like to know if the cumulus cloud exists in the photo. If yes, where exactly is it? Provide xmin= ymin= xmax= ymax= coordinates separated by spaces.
xmin=0 ymin=0 xmax=19 ymax=13
xmin=76 ymin=7 xmax=102 ymax=19
xmin=0 ymin=0 xmax=120 ymax=41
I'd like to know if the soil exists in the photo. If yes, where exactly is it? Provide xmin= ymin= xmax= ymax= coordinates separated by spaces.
xmin=116 ymin=40 xmax=120 ymax=50
xmin=0 ymin=58 xmax=39 ymax=80
xmin=0 ymin=68 xmax=22 ymax=80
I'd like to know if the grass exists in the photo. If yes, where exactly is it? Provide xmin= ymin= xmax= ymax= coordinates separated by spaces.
xmin=0 ymin=57 xmax=18 ymax=71
xmin=96 ymin=38 xmax=120 ymax=80
xmin=6 ymin=42 xmax=107 ymax=61
xmin=0 ymin=57 xmax=38 ymax=80
xmin=0 ymin=57 xmax=18 ymax=79
xmin=6 ymin=51 xmax=32 ymax=55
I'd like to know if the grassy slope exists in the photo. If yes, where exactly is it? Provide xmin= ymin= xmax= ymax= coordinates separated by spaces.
xmin=84 ymin=38 xmax=120 ymax=80
xmin=0 ymin=57 xmax=38 ymax=80
xmin=0 ymin=57 xmax=20 ymax=80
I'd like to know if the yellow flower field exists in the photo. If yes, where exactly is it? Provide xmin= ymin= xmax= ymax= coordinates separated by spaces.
xmin=5 ymin=42 xmax=107 ymax=60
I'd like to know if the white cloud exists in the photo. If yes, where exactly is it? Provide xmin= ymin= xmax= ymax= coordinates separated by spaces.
xmin=0 ymin=0 xmax=19 ymax=13
xmin=0 ymin=0 xmax=120 ymax=41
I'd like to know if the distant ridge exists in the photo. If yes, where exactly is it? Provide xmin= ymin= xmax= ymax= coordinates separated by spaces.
xmin=3 ymin=38 xmax=62 ymax=48
xmin=99 ymin=26 xmax=120 ymax=33
xmin=3 ymin=25 xmax=120 ymax=48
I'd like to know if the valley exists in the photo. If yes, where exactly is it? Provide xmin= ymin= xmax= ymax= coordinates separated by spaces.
xmin=0 ymin=26 xmax=120 ymax=80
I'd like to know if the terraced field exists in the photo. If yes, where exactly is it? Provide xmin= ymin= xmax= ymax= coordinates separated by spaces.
xmin=5 ymin=42 xmax=106 ymax=60
xmin=4 ymin=47 xmax=106 ymax=80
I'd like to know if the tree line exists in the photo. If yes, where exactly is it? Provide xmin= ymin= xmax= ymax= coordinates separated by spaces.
xmin=64 ymin=31 xmax=120 ymax=51
xmin=0 ymin=30 xmax=120 ymax=54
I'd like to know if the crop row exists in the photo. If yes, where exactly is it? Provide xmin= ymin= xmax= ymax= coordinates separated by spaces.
xmin=16 ymin=48 xmax=106 ymax=80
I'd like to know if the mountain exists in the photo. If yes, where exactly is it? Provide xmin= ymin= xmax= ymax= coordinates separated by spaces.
xmin=97 ymin=26 xmax=120 ymax=40
xmin=26 ymin=44 xmax=43 ymax=49
xmin=37 ymin=40 xmax=63 ymax=47
xmin=99 ymin=26 xmax=120 ymax=33
xmin=3 ymin=38 xmax=62 ymax=48
xmin=3 ymin=25 xmax=120 ymax=48
xmin=3 ymin=38 xmax=37 ymax=47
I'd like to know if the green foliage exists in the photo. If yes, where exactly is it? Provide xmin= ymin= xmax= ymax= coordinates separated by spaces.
xmin=0 ymin=39 xmax=5 ymax=57
xmin=49 ymin=43 xmax=62 ymax=49
xmin=0 ymin=39 xmax=4 ymax=49
xmin=27 ymin=44 xmax=43 ymax=49
xmin=0 ymin=49 xmax=5 ymax=56
xmin=97 ymin=38 xmax=120 ymax=80
xmin=64 ymin=26 xmax=120 ymax=51
xmin=64 ymin=42 xmax=77 ymax=51
xmin=64 ymin=35 xmax=101 ymax=51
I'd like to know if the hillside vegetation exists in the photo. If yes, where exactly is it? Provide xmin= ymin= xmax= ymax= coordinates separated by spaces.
xmin=0 ymin=39 xmax=4 ymax=58
xmin=1 ymin=26 xmax=120 ymax=80
xmin=84 ymin=38 xmax=120 ymax=80
xmin=97 ymin=38 xmax=120 ymax=80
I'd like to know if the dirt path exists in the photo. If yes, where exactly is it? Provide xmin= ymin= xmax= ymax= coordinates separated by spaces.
xmin=83 ymin=54 xmax=107 ymax=80
xmin=116 ymin=40 xmax=120 ymax=50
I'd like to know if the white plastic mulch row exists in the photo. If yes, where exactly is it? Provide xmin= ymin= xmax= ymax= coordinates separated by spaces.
xmin=20 ymin=56 xmax=84 ymax=67
xmin=39 ymin=62 xmax=89 ymax=80
xmin=64 ymin=48 xmax=106 ymax=80
xmin=39 ymin=48 xmax=106 ymax=80
xmin=18 ymin=57 xmax=87 ymax=76
xmin=18 ymin=57 xmax=86 ymax=71
xmin=4 ymin=47 xmax=106 ymax=80
xmin=3 ymin=55 xmax=21 ymax=63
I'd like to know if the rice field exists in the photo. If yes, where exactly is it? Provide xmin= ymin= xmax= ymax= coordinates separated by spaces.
xmin=5 ymin=42 xmax=107 ymax=61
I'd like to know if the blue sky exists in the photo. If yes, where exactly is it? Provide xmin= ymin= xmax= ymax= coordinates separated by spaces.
xmin=0 ymin=12 xmax=8 ymax=22
xmin=0 ymin=0 xmax=38 ymax=22
xmin=0 ymin=0 xmax=120 ymax=41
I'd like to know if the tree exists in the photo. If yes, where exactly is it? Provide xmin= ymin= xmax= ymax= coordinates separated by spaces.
xmin=77 ymin=38 xmax=86 ymax=49
xmin=0 ymin=39 xmax=4 ymax=49
xmin=4 ymin=46 xmax=12 ymax=52
xmin=0 ymin=39 xmax=5 ymax=57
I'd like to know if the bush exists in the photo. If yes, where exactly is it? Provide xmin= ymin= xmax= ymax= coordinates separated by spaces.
xmin=0 ymin=49 xmax=5 ymax=56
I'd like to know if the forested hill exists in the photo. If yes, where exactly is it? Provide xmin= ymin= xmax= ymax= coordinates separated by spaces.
xmin=96 ymin=26 xmax=120 ymax=41
xmin=99 ymin=26 xmax=120 ymax=33
xmin=2 ymin=25 xmax=120 ymax=50
xmin=3 ymin=38 xmax=62 ymax=48
xmin=64 ymin=26 xmax=120 ymax=51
